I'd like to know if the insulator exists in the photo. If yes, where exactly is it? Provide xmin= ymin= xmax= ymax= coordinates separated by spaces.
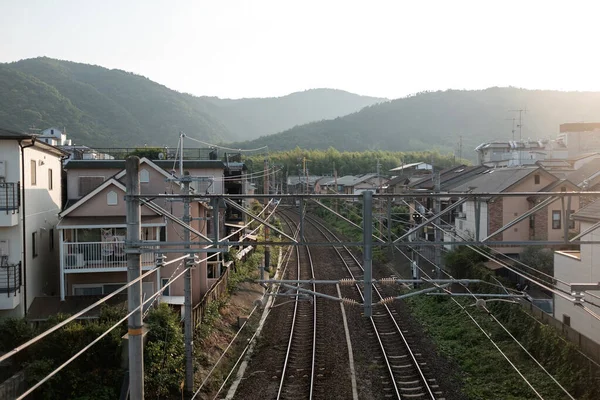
xmin=378 ymin=277 xmax=395 ymax=285
xmin=339 ymin=278 xmax=355 ymax=286
xmin=341 ymin=298 xmax=359 ymax=306
xmin=379 ymin=297 xmax=396 ymax=305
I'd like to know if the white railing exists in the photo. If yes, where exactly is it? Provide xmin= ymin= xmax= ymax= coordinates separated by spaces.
xmin=63 ymin=241 xmax=157 ymax=271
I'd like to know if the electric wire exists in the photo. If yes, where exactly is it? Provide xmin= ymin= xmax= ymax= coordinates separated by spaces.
xmin=184 ymin=135 xmax=269 ymax=153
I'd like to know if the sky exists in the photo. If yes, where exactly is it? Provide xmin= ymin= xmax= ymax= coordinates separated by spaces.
xmin=1 ymin=0 xmax=599 ymax=99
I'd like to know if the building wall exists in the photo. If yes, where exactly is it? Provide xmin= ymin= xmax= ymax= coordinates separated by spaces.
xmin=455 ymin=200 xmax=489 ymax=241
xmin=0 ymin=141 xmax=63 ymax=316
xmin=554 ymin=220 xmax=600 ymax=344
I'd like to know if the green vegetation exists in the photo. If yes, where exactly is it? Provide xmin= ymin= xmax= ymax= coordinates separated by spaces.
xmin=249 ymin=148 xmax=467 ymax=178
xmin=0 ymin=305 xmax=126 ymax=399
xmin=234 ymin=87 xmax=600 ymax=155
xmin=404 ymin=247 xmax=600 ymax=399
xmin=0 ymin=58 xmax=380 ymax=147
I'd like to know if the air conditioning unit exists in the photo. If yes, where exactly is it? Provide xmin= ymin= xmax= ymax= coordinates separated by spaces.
xmin=0 ymin=240 xmax=8 ymax=256
xmin=65 ymin=253 xmax=85 ymax=268
xmin=457 ymin=212 xmax=466 ymax=219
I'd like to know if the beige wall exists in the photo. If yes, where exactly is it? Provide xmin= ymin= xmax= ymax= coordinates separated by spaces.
xmin=67 ymin=184 xmax=158 ymax=217
xmin=66 ymin=168 xmax=117 ymax=200
xmin=554 ymin=220 xmax=600 ymax=344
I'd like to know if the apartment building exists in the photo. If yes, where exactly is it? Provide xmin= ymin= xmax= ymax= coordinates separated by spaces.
xmin=0 ymin=128 xmax=66 ymax=318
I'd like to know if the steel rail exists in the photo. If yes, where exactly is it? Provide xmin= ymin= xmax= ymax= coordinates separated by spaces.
xmin=276 ymin=213 xmax=317 ymax=400
xmin=304 ymin=213 xmax=437 ymax=400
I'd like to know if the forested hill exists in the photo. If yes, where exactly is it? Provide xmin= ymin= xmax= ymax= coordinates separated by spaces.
xmin=231 ymin=87 xmax=600 ymax=156
xmin=0 ymin=57 xmax=383 ymax=147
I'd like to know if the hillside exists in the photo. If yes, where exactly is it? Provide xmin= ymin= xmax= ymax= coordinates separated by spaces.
xmin=204 ymin=89 xmax=384 ymax=139
xmin=231 ymin=87 xmax=600 ymax=156
xmin=0 ymin=57 xmax=382 ymax=147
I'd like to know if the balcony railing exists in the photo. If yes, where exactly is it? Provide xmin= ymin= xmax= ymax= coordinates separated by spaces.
xmin=63 ymin=242 xmax=157 ymax=271
xmin=0 ymin=262 xmax=21 ymax=295
xmin=0 ymin=182 xmax=20 ymax=213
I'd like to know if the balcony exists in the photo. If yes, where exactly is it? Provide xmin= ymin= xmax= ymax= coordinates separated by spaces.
xmin=0 ymin=182 xmax=20 ymax=226
xmin=63 ymin=241 xmax=157 ymax=273
xmin=0 ymin=262 xmax=21 ymax=310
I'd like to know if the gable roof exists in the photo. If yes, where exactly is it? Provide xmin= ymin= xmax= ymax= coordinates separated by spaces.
xmin=572 ymin=200 xmax=600 ymax=222
xmin=450 ymin=167 xmax=550 ymax=193
xmin=408 ymin=165 xmax=487 ymax=190
xmin=0 ymin=127 xmax=32 ymax=139
xmin=114 ymin=157 xmax=173 ymax=181
xmin=565 ymin=158 xmax=600 ymax=187
xmin=60 ymin=178 xmax=127 ymax=217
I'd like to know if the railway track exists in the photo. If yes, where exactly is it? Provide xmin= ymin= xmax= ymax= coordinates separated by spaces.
xmin=276 ymin=213 xmax=317 ymax=400
xmin=302 ymin=212 xmax=443 ymax=400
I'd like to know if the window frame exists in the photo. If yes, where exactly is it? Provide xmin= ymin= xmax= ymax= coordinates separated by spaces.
xmin=552 ymin=210 xmax=561 ymax=229
xmin=534 ymin=174 xmax=540 ymax=184
xmin=161 ymin=278 xmax=170 ymax=296
xmin=30 ymin=160 xmax=37 ymax=186
xmin=32 ymin=231 xmax=38 ymax=258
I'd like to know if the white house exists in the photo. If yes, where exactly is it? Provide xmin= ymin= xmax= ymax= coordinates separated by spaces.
xmin=37 ymin=127 xmax=72 ymax=146
xmin=0 ymin=128 xmax=66 ymax=317
xmin=554 ymin=200 xmax=600 ymax=345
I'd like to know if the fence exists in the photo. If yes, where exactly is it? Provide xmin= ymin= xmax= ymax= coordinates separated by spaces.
xmin=0 ymin=262 xmax=20 ymax=295
xmin=0 ymin=370 xmax=25 ymax=400
xmin=519 ymin=299 xmax=600 ymax=364
xmin=190 ymin=263 xmax=233 ymax=333
xmin=63 ymin=242 xmax=157 ymax=270
xmin=0 ymin=182 xmax=19 ymax=213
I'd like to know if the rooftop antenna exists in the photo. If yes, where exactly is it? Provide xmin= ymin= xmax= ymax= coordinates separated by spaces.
xmin=510 ymin=108 xmax=527 ymax=164
xmin=505 ymin=117 xmax=516 ymax=141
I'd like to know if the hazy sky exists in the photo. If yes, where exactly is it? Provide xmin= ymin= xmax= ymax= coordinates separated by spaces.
xmin=1 ymin=0 xmax=598 ymax=99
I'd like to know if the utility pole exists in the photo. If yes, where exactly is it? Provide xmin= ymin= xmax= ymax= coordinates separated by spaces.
xmin=263 ymin=159 xmax=270 ymax=275
xmin=126 ymin=157 xmax=144 ymax=399
xmin=334 ymin=162 xmax=338 ymax=213
xmin=377 ymin=160 xmax=383 ymax=240
xmin=182 ymin=171 xmax=194 ymax=399
xmin=434 ymin=172 xmax=442 ymax=279
xmin=510 ymin=109 xmax=527 ymax=165
xmin=363 ymin=190 xmax=373 ymax=318
xmin=303 ymin=156 xmax=309 ymax=194
xmin=458 ymin=135 xmax=463 ymax=163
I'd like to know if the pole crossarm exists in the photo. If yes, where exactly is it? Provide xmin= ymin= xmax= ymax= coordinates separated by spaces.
xmin=482 ymin=195 xmax=558 ymax=242
xmin=223 ymin=198 xmax=298 ymax=243
xmin=394 ymin=197 xmax=467 ymax=243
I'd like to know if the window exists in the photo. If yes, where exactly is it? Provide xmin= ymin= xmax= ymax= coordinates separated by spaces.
xmin=30 ymin=160 xmax=37 ymax=185
xmin=161 ymin=278 xmax=170 ymax=296
xmin=78 ymin=176 xmax=105 ymax=197
xmin=140 ymin=169 xmax=150 ymax=183
xmin=529 ymin=215 xmax=535 ymax=229
xmin=73 ymin=286 xmax=103 ymax=296
xmin=48 ymin=169 xmax=53 ymax=190
xmin=563 ymin=314 xmax=571 ymax=327
xmin=534 ymin=174 xmax=540 ymax=184
xmin=107 ymin=190 xmax=118 ymax=206
xmin=159 ymin=226 xmax=166 ymax=242
xmin=552 ymin=210 xmax=561 ymax=229
xmin=32 ymin=231 xmax=38 ymax=258
xmin=49 ymin=229 xmax=54 ymax=251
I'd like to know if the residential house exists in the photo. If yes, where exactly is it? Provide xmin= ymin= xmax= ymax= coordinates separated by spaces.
xmin=286 ymin=175 xmax=323 ymax=194
xmin=554 ymin=200 xmax=600 ymax=345
xmin=29 ymin=157 xmax=228 ymax=319
xmin=0 ymin=128 xmax=66 ymax=318
xmin=340 ymin=174 xmax=386 ymax=195
xmin=557 ymin=123 xmax=600 ymax=158
xmin=449 ymin=166 xmax=577 ymax=255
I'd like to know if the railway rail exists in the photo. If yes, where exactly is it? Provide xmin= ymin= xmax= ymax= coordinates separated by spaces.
xmin=301 ymin=212 xmax=443 ymax=400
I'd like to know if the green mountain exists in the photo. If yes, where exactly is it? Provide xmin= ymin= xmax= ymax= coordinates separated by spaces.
xmin=0 ymin=57 xmax=383 ymax=147
xmin=203 ymin=89 xmax=385 ymax=140
xmin=231 ymin=87 xmax=600 ymax=157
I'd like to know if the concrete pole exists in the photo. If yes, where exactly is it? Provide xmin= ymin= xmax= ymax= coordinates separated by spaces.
xmin=126 ymin=156 xmax=144 ymax=400
xmin=263 ymin=159 xmax=270 ymax=272
xmin=434 ymin=172 xmax=442 ymax=279
xmin=363 ymin=191 xmax=373 ymax=318
xmin=387 ymin=198 xmax=393 ymax=260
xmin=182 ymin=171 xmax=194 ymax=398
